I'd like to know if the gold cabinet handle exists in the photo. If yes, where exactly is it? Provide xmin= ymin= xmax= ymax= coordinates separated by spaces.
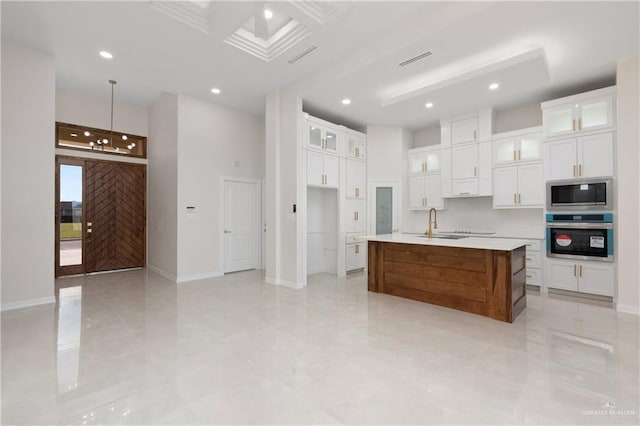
xmin=355 ymin=244 xmax=359 ymax=254
xmin=354 ymin=211 xmax=357 ymax=221
xmin=513 ymin=150 xmax=516 ymax=161
xmin=579 ymin=164 xmax=583 ymax=177
xmin=518 ymin=150 xmax=521 ymax=160
xmin=473 ymin=130 xmax=477 ymax=139
xmin=514 ymin=193 xmax=517 ymax=204
xmin=473 ymin=166 xmax=477 ymax=177
xmin=355 ymin=187 xmax=359 ymax=197
xmin=224 ymin=230 xmax=231 ymax=234
xmin=579 ymin=265 xmax=583 ymax=277
xmin=578 ymin=118 xmax=582 ymax=130
xmin=518 ymin=193 xmax=521 ymax=204
xmin=573 ymin=264 xmax=577 ymax=276
xmin=573 ymin=165 xmax=577 ymax=177
xmin=572 ymin=119 xmax=576 ymax=131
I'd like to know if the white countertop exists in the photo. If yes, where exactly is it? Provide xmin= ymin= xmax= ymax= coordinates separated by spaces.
xmin=366 ymin=233 xmax=529 ymax=251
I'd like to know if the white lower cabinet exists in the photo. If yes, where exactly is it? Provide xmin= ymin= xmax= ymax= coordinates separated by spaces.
xmin=545 ymin=258 xmax=614 ymax=297
xmin=346 ymin=236 xmax=366 ymax=271
xmin=525 ymin=239 xmax=543 ymax=287
xmin=343 ymin=199 xmax=366 ymax=233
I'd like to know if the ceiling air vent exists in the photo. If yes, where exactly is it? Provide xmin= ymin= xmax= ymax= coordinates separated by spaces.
xmin=288 ymin=46 xmax=318 ymax=64
xmin=399 ymin=51 xmax=432 ymax=67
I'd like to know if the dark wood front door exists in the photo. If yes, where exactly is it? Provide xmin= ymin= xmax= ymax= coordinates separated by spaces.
xmin=55 ymin=156 xmax=146 ymax=277
xmin=85 ymin=160 xmax=146 ymax=273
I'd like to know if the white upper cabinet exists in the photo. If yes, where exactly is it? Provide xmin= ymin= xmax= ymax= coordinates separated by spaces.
xmin=408 ymin=146 xmax=441 ymax=174
xmin=541 ymin=86 xmax=615 ymax=139
xmin=451 ymin=117 xmax=478 ymax=144
xmin=408 ymin=175 xmax=443 ymax=210
xmin=307 ymin=151 xmax=339 ymax=188
xmin=493 ymin=163 xmax=544 ymax=209
xmin=305 ymin=119 xmax=338 ymax=153
xmin=492 ymin=128 xmax=542 ymax=166
xmin=544 ymin=133 xmax=614 ymax=180
xmin=346 ymin=130 xmax=366 ymax=159
xmin=345 ymin=159 xmax=366 ymax=199
xmin=452 ymin=144 xmax=478 ymax=179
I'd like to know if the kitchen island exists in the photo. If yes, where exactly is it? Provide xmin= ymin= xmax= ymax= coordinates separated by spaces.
xmin=367 ymin=234 xmax=529 ymax=323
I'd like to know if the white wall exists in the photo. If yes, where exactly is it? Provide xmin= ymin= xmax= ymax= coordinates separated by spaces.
xmin=615 ymin=56 xmax=640 ymax=313
xmin=148 ymin=93 xmax=179 ymax=280
xmin=176 ymin=94 xmax=265 ymax=282
xmin=1 ymin=42 xmax=56 ymax=310
xmin=494 ymin=103 xmax=542 ymax=133
xmin=404 ymin=197 xmax=545 ymax=239
xmin=56 ymin=87 xmax=148 ymax=137
xmin=413 ymin=125 xmax=441 ymax=148
xmin=367 ymin=126 xmax=413 ymax=233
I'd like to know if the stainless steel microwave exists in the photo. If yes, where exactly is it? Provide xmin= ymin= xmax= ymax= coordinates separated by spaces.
xmin=546 ymin=178 xmax=613 ymax=211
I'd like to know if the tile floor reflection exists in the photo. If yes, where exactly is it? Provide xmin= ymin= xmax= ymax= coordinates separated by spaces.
xmin=1 ymin=269 xmax=639 ymax=425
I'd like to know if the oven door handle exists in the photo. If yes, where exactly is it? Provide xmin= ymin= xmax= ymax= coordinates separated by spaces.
xmin=547 ymin=222 xmax=613 ymax=229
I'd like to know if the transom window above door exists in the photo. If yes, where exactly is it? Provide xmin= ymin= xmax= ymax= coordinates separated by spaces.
xmin=56 ymin=122 xmax=147 ymax=159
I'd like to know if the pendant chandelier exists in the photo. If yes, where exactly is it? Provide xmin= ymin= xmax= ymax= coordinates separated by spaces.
xmin=90 ymin=80 xmax=136 ymax=153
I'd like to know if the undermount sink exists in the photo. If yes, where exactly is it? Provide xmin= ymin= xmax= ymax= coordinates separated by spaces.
xmin=418 ymin=235 xmax=468 ymax=240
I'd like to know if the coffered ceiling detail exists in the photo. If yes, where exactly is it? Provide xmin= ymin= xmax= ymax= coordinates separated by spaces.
xmin=149 ymin=1 xmax=212 ymax=34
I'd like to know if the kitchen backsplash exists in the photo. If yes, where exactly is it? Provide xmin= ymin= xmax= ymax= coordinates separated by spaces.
xmin=404 ymin=197 xmax=545 ymax=239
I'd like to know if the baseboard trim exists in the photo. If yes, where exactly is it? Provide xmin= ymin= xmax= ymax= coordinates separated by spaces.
xmin=176 ymin=271 xmax=222 ymax=283
xmin=616 ymin=304 xmax=640 ymax=315
xmin=147 ymin=265 xmax=178 ymax=282
xmin=264 ymin=277 xmax=305 ymax=289
xmin=1 ymin=296 xmax=56 ymax=312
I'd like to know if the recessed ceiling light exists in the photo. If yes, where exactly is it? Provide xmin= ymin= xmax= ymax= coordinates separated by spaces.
xmin=264 ymin=9 xmax=273 ymax=19
xmin=84 ymin=131 xmax=91 ymax=136
xmin=211 ymin=88 xmax=221 ymax=94
xmin=425 ymin=102 xmax=434 ymax=108
xmin=342 ymin=98 xmax=351 ymax=105
xmin=121 ymin=135 xmax=128 ymax=140
xmin=70 ymin=133 xmax=78 ymax=137
xmin=489 ymin=83 xmax=499 ymax=90
xmin=99 ymin=51 xmax=113 ymax=59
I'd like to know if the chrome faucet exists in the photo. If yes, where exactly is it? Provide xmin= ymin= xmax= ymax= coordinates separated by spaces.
xmin=426 ymin=208 xmax=438 ymax=239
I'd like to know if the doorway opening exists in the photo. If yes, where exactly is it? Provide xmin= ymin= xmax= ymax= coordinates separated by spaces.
xmin=55 ymin=156 xmax=147 ymax=277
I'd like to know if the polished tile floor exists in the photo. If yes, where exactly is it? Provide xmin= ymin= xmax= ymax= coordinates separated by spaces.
xmin=2 ymin=269 xmax=639 ymax=425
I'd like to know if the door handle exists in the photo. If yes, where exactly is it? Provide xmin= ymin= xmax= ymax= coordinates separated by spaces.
xmin=224 ymin=230 xmax=232 ymax=234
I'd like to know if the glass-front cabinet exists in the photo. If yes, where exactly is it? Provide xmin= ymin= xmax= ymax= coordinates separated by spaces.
xmin=542 ymin=87 xmax=615 ymax=138
xmin=493 ymin=129 xmax=542 ymax=166
xmin=306 ymin=120 xmax=338 ymax=153
xmin=346 ymin=131 xmax=366 ymax=159
xmin=408 ymin=146 xmax=441 ymax=174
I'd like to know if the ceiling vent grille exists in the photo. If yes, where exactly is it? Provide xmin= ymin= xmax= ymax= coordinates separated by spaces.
xmin=399 ymin=51 xmax=432 ymax=67
xmin=288 ymin=46 xmax=317 ymax=64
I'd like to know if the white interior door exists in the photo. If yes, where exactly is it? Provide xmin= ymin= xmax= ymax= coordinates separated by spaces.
xmin=224 ymin=180 xmax=260 ymax=273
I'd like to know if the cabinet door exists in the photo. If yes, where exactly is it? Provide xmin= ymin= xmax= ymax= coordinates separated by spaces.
xmin=323 ymin=155 xmax=339 ymax=188
xmin=347 ymin=133 xmax=366 ymax=159
xmin=493 ymin=138 xmax=518 ymax=165
xmin=546 ymin=260 xmax=579 ymax=291
xmin=493 ymin=167 xmax=518 ymax=208
xmin=307 ymin=123 xmax=323 ymax=150
xmin=408 ymin=176 xmax=426 ymax=209
xmin=577 ymin=133 xmax=614 ymax=178
xmin=545 ymin=138 xmax=577 ymax=180
xmin=578 ymin=97 xmax=613 ymax=132
xmin=440 ymin=148 xmax=451 ymax=197
xmin=451 ymin=117 xmax=478 ymax=144
xmin=579 ymin=263 xmax=614 ymax=296
xmin=452 ymin=144 xmax=478 ymax=179
xmin=324 ymin=128 xmax=338 ymax=152
xmin=346 ymin=243 xmax=365 ymax=271
xmin=345 ymin=159 xmax=366 ymax=198
xmin=517 ymin=163 xmax=544 ymax=206
xmin=344 ymin=200 xmax=366 ymax=233
xmin=478 ymin=141 xmax=492 ymax=196
xmin=408 ymin=151 xmax=429 ymax=174
xmin=451 ymin=179 xmax=478 ymax=196
xmin=424 ymin=175 xmax=443 ymax=209
xmin=425 ymin=149 xmax=441 ymax=172
xmin=307 ymin=150 xmax=323 ymax=186
xmin=519 ymin=134 xmax=542 ymax=162
xmin=543 ymin=105 xmax=576 ymax=138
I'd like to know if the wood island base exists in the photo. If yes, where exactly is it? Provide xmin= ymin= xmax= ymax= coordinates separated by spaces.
xmin=368 ymin=241 xmax=526 ymax=323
